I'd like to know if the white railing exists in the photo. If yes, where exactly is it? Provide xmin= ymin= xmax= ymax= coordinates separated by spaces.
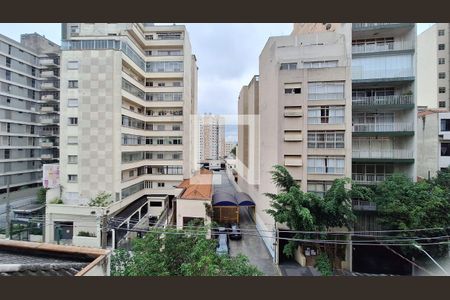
xmin=308 ymin=93 xmax=345 ymax=101
xmin=352 ymin=23 xmax=405 ymax=30
xmin=352 ymin=41 xmax=414 ymax=54
xmin=308 ymin=116 xmax=345 ymax=125
xmin=352 ymin=149 xmax=414 ymax=159
xmin=353 ymin=122 xmax=414 ymax=132
xmin=352 ymin=95 xmax=413 ymax=106
xmin=352 ymin=173 xmax=390 ymax=185
xmin=352 ymin=199 xmax=377 ymax=211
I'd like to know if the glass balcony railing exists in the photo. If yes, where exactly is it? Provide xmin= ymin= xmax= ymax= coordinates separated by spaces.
xmin=352 ymin=122 xmax=414 ymax=133
xmin=352 ymin=149 xmax=414 ymax=160
xmin=352 ymin=68 xmax=414 ymax=80
xmin=352 ymin=41 xmax=414 ymax=54
xmin=352 ymin=95 xmax=414 ymax=107
xmin=352 ymin=23 xmax=412 ymax=30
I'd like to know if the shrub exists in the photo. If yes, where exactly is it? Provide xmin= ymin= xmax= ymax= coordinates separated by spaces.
xmin=37 ymin=187 xmax=47 ymax=204
xmin=315 ymin=252 xmax=333 ymax=276
xmin=89 ymin=192 xmax=112 ymax=207
xmin=77 ymin=231 xmax=96 ymax=237
xmin=50 ymin=197 xmax=63 ymax=204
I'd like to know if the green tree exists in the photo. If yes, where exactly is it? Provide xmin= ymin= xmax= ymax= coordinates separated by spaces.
xmin=111 ymin=227 xmax=262 ymax=276
xmin=88 ymin=192 xmax=112 ymax=207
xmin=374 ymin=174 xmax=450 ymax=258
xmin=36 ymin=187 xmax=47 ymax=204
xmin=230 ymin=146 xmax=237 ymax=157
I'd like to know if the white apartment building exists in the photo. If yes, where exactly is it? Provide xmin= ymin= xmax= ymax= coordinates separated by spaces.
xmin=238 ymin=23 xmax=353 ymax=260
xmin=417 ymin=23 xmax=450 ymax=109
xmin=0 ymin=33 xmax=60 ymax=194
xmin=198 ymin=113 xmax=225 ymax=162
xmin=45 ymin=23 xmax=197 ymax=247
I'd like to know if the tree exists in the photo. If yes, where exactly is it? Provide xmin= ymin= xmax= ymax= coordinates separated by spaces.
xmin=430 ymin=166 xmax=450 ymax=196
xmin=265 ymin=165 xmax=369 ymax=264
xmin=88 ymin=192 xmax=112 ymax=207
xmin=230 ymin=146 xmax=237 ymax=157
xmin=111 ymin=227 xmax=263 ymax=276
xmin=373 ymin=174 xmax=450 ymax=258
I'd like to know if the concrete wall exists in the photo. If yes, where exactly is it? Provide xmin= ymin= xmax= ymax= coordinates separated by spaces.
xmin=417 ymin=113 xmax=440 ymax=178
xmin=176 ymin=199 xmax=211 ymax=229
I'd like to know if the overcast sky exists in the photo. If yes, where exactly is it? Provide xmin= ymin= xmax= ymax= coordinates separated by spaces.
xmin=0 ymin=23 xmax=434 ymax=142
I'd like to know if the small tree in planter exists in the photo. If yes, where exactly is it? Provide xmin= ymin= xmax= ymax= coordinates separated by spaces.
xmin=88 ymin=192 xmax=112 ymax=207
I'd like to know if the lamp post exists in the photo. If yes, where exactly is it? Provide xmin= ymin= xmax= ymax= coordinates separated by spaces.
xmin=413 ymin=243 xmax=449 ymax=276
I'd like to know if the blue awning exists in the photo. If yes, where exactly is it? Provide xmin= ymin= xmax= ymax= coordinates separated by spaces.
xmin=236 ymin=192 xmax=255 ymax=206
xmin=212 ymin=192 xmax=238 ymax=206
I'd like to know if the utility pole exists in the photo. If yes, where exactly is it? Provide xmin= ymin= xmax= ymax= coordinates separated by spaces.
xmin=5 ymin=176 xmax=11 ymax=239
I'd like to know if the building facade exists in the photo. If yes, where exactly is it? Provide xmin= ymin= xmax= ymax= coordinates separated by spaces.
xmin=351 ymin=23 xmax=417 ymax=231
xmin=417 ymin=110 xmax=450 ymax=179
xmin=238 ymin=23 xmax=353 ymax=259
xmin=417 ymin=23 xmax=450 ymax=109
xmin=198 ymin=114 xmax=225 ymax=161
xmin=45 ymin=23 xmax=197 ymax=246
xmin=0 ymin=33 xmax=60 ymax=194
xmin=225 ymin=142 xmax=236 ymax=158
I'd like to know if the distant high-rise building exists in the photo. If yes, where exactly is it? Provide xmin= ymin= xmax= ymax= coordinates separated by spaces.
xmin=0 ymin=33 xmax=60 ymax=194
xmin=198 ymin=114 xmax=225 ymax=161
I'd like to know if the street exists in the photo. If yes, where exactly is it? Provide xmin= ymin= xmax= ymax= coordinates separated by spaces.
xmin=213 ymin=170 xmax=279 ymax=276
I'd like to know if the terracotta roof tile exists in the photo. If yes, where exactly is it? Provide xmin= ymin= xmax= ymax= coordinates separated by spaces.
xmin=178 ymin=169 xmax=213 ymax=201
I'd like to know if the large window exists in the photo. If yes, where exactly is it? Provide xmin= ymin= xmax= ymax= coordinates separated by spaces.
xmin=280 ymin=62 xmax=297 ymax=70
xmin=146 ymin=61 xmax=183 ymax=72
xmin=439 ymin=44 xmax=446 ymax=50
xmin=352 ymin=54 xmax=413 ymax=80
xmin=307 ymin=131 xmax=345 ymax=148
xmin=284 ymin=83 xmax=301 ymax=94
xmin=308 ymin=81 xmax=345 ymax=100
xmin=307 ymin=106 xmax=345 ymax=124
xmin=439 ymin=58 xmax=446 ymax=65
xmin=307 ymin=156 xmax=345 ymax=174
xmin=304 ymin=60 xmax=338 ymax=69
xmin=441 ymin=119 xmax=450 ymax=131
xmin=441 ymin=143 xmax=450 ymax=156
xmin=307 ymin=181 xmax=333 ymax=197
xmin=68 ymin=80 xmax=78 ymax=88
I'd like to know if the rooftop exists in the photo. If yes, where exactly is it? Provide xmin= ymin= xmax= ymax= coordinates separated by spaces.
xmin=177 ymin=169 xmax=213 ymax=201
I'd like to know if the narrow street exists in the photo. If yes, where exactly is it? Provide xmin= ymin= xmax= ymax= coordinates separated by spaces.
xmin=212 ymin=170 xmax=279 ymax=276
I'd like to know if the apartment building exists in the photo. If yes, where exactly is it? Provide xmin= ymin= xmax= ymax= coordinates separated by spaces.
xmin=351 ymin=23 xmax=417 ymax=231
xmin=45 ymin=23 xmax=197 ymax=247
xmin=225 ymin=142 xmax=236 ymax=157
xmin=417 ymin=23 xmax=450 ymax=109
xmin=0 ymin=33 xmax=60 ymax=194
xmin=238 ymin=23 xmax=353 ymax=260
xmin=198 ymin=114 xmax=225 ymax=161
xmin=417 ymin=109 xmax=450 ymax=179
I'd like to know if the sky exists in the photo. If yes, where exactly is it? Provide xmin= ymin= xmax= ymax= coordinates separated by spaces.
xmin=0 ymin=23 xmax=435 ymax=142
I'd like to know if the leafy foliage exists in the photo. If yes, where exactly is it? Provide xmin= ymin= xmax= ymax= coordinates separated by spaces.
xmin=77 ymin=231 xmax=96 ymax=237
xmin=50 ymin=197 xmax=63 ymax=204
xmin=230 ymin=146 xmax=237 ymax=157
xmin=373 ymin=173 xmax=450 ymax=258
xmin=88 ymin=192 xmax=112 ymax=207
xmin=111 ymin=227 xmax=263 ymax=276
xmin=36 ymin=187 xmax=47 ymax=204
xmin=314 ymin=253 xmax=333 ymax=276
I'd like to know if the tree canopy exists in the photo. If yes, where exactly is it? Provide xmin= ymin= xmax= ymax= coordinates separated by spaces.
xmin=111 ymin=227 xmax=263 ymax=276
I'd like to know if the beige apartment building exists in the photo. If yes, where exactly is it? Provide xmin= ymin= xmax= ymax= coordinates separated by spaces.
xmin=238 ymin=23 xmax=353 ymax=259
xmin=45 ymin=23 xmax=198 ymax=247
xmin=417 ymin=23 xmax=450 ymax=109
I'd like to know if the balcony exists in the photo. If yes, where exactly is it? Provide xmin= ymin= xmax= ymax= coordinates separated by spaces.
xmin=352 ymin=23 xmax=414 ymax=31
xmin=40 ymin=118 xmax=59 ymax=124
xmin=352 ymin=41 xmax=414 ymax=55
xmin=41 ymin=70 xmax=58 ymax=78
xmin=352 ymin=95 xmax=414 ymax=110
xmin=352 ymin=173 xmax=391 ymax=185
xmin=352 ymin=122 xmax=414 ymax=136
xmin=40 ymin=142 xmax=54 ymax=148
xmin=40 ymin=59 xmax=58 ymax=67
xmin=41 ymin=94 xmax=57 ymax=101
xmin=352 ymin=68 xmax=414 ymax=83
xmin=41 ymin=154 xmax=54 ymax=160
xmin=352 ymin=199 xmax=377 ymax=211
xmin=352 ymin=149 xmax=414 ymax=163
xmin=41 ymin=82 xmax=59 ymax=90
xmin=40 ymin=106 xmax=56 ymax=113
xmin=40 ymin=131 xmax=59 ymax=137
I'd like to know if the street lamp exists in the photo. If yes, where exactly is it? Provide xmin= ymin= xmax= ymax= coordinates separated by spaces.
xmin=413 ymin=243 xmax=449 ymax=276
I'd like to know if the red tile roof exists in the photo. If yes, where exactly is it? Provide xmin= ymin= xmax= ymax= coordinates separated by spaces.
xmin=177 ymin=169 xmax=213 ymax=201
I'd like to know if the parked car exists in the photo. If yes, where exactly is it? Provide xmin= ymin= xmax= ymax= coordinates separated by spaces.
xmin=216 ymin=233 xmax=229 ymax=256
xmin=212 ymin=226 xmax=228 ymax=239
xmin=229 ymin=223 xmax=242 ymax=240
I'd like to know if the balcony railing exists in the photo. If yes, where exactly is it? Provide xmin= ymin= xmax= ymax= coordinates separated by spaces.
xmin=41 ymin=82 xmax=59 ymax=90
xmin=352 ymin=23 xmax=406 ymax=30
xmin=352 ymin=199 xmax=377 ymax=211
xmin=352 ymin=41 xmax=414 ymax=54
xmin=352 ymin=149 xmax=414 ymax=160
xmin=352 ymin=95 xmax=413 ymax=107
xmin=40 ymin=142 xmax=54 ymax=147
xmin=352 ymin=68 xmax=414 ymax=81
xmin=353 ymin=122 xmax=414 ymax=133
xmin=40 ymin=118 xmax=59 ymax=124
xmin=308 ymin=116 xmax=345 ymax=125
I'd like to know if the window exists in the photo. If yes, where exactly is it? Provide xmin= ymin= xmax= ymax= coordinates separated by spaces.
xmin=307 ymin=106 xmax=344 ymax=124
xmin=439 ymin=101 xmax=446 ymax=108
xmin=6 ymin=57 xmax=11 ymax=68
xmin=68 ymin=174 xmax=78 ymax=183
xmin=67 ymin=136 xmax=78 ymax=145
xmin=173 ymin=81 xmax=182 ymax=87
xmin=439 ymin=58 xmax=446 ymax=65
xmin=439 ymin=44 xmax=446 ymax=50
xmin=307 ymin=181 xmax=333 ymax=197
xmin=68 ymin=155 xmax=78 ymax=164
xmin=439 ymin=29 xmax=445 ymax=36
xmin=157 ymin=153 xmax=164 ymax=159
xmin=68 ymin=117 xmax=78 ymax=125
xmin=5 ymin=70 xmax=11 ymax=81
xmin=70 ymin=25 xmax=79 ymax=34
xmin=157 ymin=182 xmax=165 ymax=188
xmin=307 ymin=131 xmax=345 ymax=148
xmin=129 ymin=170 xmax=135 ymax=177
xmin=439 ymin=87 xmax=446 ymax=93
xmin=68 ymin=80 xmax=78 ymax=88
xmin=307 ymin=157 xmax=345 ymax=174
xmin=150 ymin=201 xmax=163 ymax=207
xmin=67 ymin=61 xmax=79 ymax=70
xmin=158 ymin=82 xmax=166 ymax=87
xmin=304 ymin=60 xmax=338 ymax=69
xmin=4 ymin=149 xmax=10 ymax=159
xmin=308 ymin=81 xmax=345 ymax=100
xmin=441 ymin=119 xmax=450 ymax=131
xmin=284 ymin=83 xmax=301 ymax=94
xmin=67 ymin=99 xmax=79 ymax=107
xmin=439 ymin=72 xmax=446 ymax=79
xmin=280 ymin=62 xmax=297 ymax=70
xmin=441 ymin=143 xmax=450 ymax=156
